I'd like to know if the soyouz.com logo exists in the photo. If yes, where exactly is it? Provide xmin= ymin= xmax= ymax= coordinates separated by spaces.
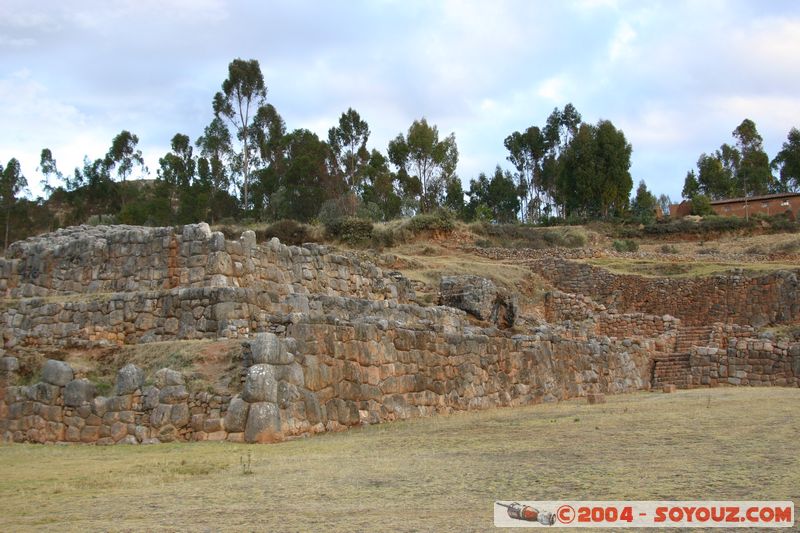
xmin=493 ymin=501 xmax=795 ymax=528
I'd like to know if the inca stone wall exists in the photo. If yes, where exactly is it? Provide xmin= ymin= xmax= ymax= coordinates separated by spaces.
xmin=0 ymin=322 xmax=656 ymax=444
xmin=1 ymin=224 xmax=798 ymax=445
xmin=0 ymin=223 xmax=413 ymax=301
xmin=688 ymin=339 xmax=800 ymax=387
xmin=532 ymin=258 xmax=800 ymax=327
xmin=544 ymin=290 xmax=679 ymax=346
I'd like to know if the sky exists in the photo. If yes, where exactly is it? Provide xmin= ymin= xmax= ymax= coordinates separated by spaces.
xmin=2 ymin=0 xmax=800 ymax=204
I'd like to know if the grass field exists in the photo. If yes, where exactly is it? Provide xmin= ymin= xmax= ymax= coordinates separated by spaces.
xmin=0 ymin=387 xmax=798 ymax=532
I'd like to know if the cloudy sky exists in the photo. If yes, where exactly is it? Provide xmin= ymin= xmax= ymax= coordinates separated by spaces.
xmin=2 ymin=0 xmax=799 ymax=203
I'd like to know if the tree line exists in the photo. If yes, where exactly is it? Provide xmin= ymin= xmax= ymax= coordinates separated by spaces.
xmin=3 ymin=58 xmax=800 ymax=250
xmin=681 ymin=119 xmax=800 ymax=214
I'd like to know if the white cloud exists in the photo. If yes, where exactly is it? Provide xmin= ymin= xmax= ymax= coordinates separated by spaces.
xmin=537 ymin=76 xmax=570 ymax=102
xmin=608 ymin=20 xmax=636 ymax=62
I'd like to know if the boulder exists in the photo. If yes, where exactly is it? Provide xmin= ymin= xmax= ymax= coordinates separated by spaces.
xmin=115 ymin=364 xmax=144 ymax=395
xmin=159 ymin=385 xmax=189 ymax=405
xmin=223 ymin=396 xmax=249 ymax=433
xmin=244 ymin=402 xmax=281 ymax=443
xmin=246 ymin=333 xmax=293 ymax=365
xmin=182 ymin=222 xmax=211 ymax=241
xmin=154 ymin=368 xmax=185 ymax=388
xmin=41 ymin=359 xmax=74 ymax=386
xmin=439 ymin=275 xmax=517 ymax=328
xmin=242 ymin=364 xmax=278 ymax=403
xmin=0 ymin=356 xmax=19 ymax=373
xmin=64 ymin=379 xmax=96 ymax=407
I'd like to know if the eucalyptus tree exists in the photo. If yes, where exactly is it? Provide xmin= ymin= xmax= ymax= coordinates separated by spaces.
xmin=1 ymin=158 xmax=27 ymax=252
xmin=388 ymin=118 xmax=458 ymax=213
xmin=328 ymin=108 xmax=370 ymax=193
xmin=213 ymin=58 xmax=268 ymax=211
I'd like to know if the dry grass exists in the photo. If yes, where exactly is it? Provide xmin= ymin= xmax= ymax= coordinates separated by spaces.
xmin=583 ymin=257 xmax=799 ymax=278
xmin=0 ymin=387 xmax=797 ymax=532
xmin=638 ymin=231 xmax=800 ymax=258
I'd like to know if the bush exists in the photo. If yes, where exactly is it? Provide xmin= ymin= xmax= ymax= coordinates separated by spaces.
xmin=470 ymin=222 xmax=587 ymax=249
xmin=612 ymin=239 xmax=639 ymax=252
xmin=260 ymin=219 xmax=310 ymax=246
xmin=406 ymin=209 xmax=455 ymax=234
xmin=659 ymin=244 xmax=679 ymax=254
xmin=317 ymin=195 xmax=359 ymax=225
xmin=325 ymin=217 xmax=374 ymax=245
xmin=691 ymin=195 xmax=714 ymax=216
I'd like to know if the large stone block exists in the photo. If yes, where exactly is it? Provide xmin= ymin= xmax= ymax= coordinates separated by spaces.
xmin=0 ymin=356 xmax=19 ymax=373
xmin=28 ymin=382 xmax=60 ymax=404
xmin=246 ymin=333 xmax=293 ymax=365
xmin=158 ymin=385 xmax=189 ymax=405
xmin=223 ymin=396 xmax=249 ymax=432
xmin=42 ymin=359 xmax=73 ymax=386
xmin=242 ymin=364 xmax=278 ymax=403
xmin=64 ymin=379 xmax=96 ymax=407
xmin=244 ymin=402 xmax=281 ymax=443
xmin=115 ymin=364 xmax=144 ymax=395
xmin=154 ymin=368 xmax=185 ymax=388
xmin=440 ymin=275 xmax=516 ymax=328
xmin=182 ymin=222 xmax=211 ymax=241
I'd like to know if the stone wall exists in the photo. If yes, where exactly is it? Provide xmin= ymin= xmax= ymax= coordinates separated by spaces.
xmin=688 ymin=339 xmax=800 ymax=387
xmin=0 ymin=224 xmax=414 ymax=303
xmin=533 ymin=258 xmax=800 ymax=326
xmin=0 ymin=322 xmax=655 ymax=444
xmin=544 ymin=291 xmax=679 ymax=350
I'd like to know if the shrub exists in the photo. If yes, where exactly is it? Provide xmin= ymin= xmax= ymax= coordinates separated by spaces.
xmin=612 ymin=239 xmax=639 ymax=252
xmin=690 ymin=195 xmax=714 ymax=216
xmin=260 ymin=219 xmax=310 ymax=246
xmin=406 ymin=209 xmax=455 ymax=233
xmin=325 ymin=217 xmax=374 ymax=245
xmin=659 ymin=244 xmax=679 ymax=254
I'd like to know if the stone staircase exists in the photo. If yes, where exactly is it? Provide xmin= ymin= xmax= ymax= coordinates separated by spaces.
xmin=674 ymin=325 xmax=714 ymax=353
xmin=651 ymin=326 xmax=714 ymax=389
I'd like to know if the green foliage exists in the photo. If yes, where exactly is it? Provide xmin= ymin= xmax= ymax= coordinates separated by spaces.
xmin=470 ymin=222 xmax=587 ymax=249
xmin=772 ymin=127 xmax=800 ymax=192
xmin=106 ymin=130 xmax=146 ymax=183
xmin=689 ymin=119 xmax=778 ymax=201
xmin=213 ymin=58 xmax=268 ymax=211
xmin=328 ymin=108 xmax=370 ymax=192
xmin=405 ymin=209 xmax=455 ymax=234
xmin=1 ymin=158 xmax=28 ymax=250
xmin=388 ymin=118 xmax=458 ymax=213
xmin=559 ymin=120 xmax=633 ymax=218
xmin=630 ymin=180 xmax=658 ymax=224
xmin=325 ymin=217 xmax=374 ymax=245
xmin=360 ymin=150 xmax=403 ymax=221
xmin=612 ymin=239 xmax=639 ymax=252
xmin=691 ymin=194 xmax=714 ymax=216
xmin=317 ymin=195 xmax=359 ymax=225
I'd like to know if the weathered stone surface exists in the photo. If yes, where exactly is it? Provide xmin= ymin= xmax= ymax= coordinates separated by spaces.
xmin=223 ymin=396 xmax=249 ymax=432
xmin=0 ymin=357 xmax=19 ymax=373
xmin=440 ymin=275 xmax=517 ymax=328
xmin=159 ymin=385 xmax=189 ymax=404
xmin=246 ymin=333 xmax=293 ymax=365
xmin=242 ymin=364 xmax=278 ymax=403
xmin=29 ymin=382 xmax=60 ymax=404
xmin=64 ymin=379 xmax=96 ymax=407
xmin=154 ymin=368 xmax=185 ymax=388
xmin=41 ymin=359 xmax=74 ymax=386
xmin=170 ymin=403 xmax=190 ymax=428
xmin=244 ymin=402 xmax=281 ymax=443
xmin=115 ymin=364 xmax=144 ymax=395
